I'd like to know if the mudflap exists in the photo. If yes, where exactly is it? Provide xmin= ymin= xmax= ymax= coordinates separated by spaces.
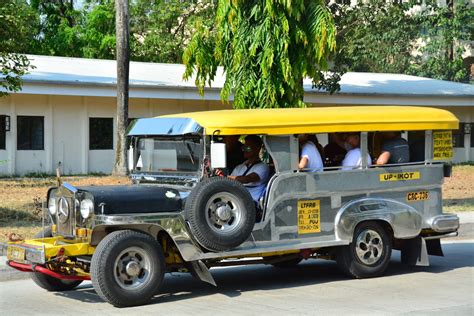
xmin=188 ymin=260 xmax=216 ymax=286
xmin=400 ymin=237 xmax=430 ymax=266
xmin=425 ymin=239 xmax=444 ymax=257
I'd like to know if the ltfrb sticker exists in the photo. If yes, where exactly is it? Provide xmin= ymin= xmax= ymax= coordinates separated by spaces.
xmin=433 ymin=131 xmax=453 ymax=160
xmin=297 ymin=200 xmax=321 ymax=234
xmin=379 ymin=172 xmax=420 ymax=182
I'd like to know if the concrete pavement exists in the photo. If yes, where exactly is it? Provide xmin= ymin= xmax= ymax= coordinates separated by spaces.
xmin=0 ymin=239 xmax=472 ymax=315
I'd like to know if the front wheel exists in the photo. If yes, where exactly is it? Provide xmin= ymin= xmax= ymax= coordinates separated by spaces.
xmin=91 ymin=230 xmax=165 ymax=307
xmin=336 ymin=221 xmax=392 ymax=278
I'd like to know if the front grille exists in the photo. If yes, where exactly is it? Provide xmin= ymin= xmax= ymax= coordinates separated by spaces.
xmin=56 ymin=196 xmax=75 ymax=237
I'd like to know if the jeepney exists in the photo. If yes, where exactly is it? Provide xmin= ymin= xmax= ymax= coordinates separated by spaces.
xmin=1 ymin=106 xmax=460 ymax=307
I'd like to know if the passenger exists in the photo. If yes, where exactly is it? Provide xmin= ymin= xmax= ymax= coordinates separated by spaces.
xmin=376 ymin=132 xmax=409 ymax=165
xmin=222 ymin=135 xmax=245 ymax=172
xmin=298 ymin=134 xmax=323 ymax=172
xmin=229 ymin=135 xmax=270 ymax=202
xmin=324 ymin=133 xmax=347 ymax=167
xmin=307 ymin=134 xmax=325 ymax=160
xmin=341 ymin=133 xmax=372 ymax=170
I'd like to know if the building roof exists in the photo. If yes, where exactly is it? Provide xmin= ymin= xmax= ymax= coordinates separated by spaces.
xmin=163 ymin=106 xmax=458 ymax=135
xmin=5 ymin=55 xmax=474 ymax=106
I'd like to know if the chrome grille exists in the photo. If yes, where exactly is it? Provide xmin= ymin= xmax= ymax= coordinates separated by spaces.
xmin=56 ymin=196 xmax=75 ymax=237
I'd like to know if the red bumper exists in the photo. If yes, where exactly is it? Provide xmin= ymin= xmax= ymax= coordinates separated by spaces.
xmin=7 ymin=261 xmax=91 ymax=281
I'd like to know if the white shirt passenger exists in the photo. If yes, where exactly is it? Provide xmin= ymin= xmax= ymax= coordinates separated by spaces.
xmin=342 ymin=148 xmax=372 ymax=170
xmin=231 ymin=161 xmax=270 ymax=201
xmin=300 ymin=141 xmax=323 ymax=172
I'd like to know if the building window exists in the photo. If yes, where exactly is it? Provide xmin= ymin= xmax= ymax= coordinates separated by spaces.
xmin=452 ymin=123 xmax=465 ymax=148
xmin=0 ymin=116 xmax=5 ymax=150
xmin=17 ymin=116 xmax=44 ymax=150
xmin=90 ymin=118 xmax=113 ymax=150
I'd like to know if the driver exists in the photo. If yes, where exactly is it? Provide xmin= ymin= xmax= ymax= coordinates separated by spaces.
xmin=228 ymin=135 xmax=270 ymax=202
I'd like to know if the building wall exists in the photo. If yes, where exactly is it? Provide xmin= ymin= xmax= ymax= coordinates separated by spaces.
xmin=0 ymin=93 xmax=471 ymax=176
xmin=0 ymin=94 xmax=230 ymax=175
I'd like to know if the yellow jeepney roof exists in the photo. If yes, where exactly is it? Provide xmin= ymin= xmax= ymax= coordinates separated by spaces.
xmin=165 ymin=106 xmax=459 ymax=135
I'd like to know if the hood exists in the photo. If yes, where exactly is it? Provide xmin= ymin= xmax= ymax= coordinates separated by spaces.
xmin=78 ymin=185 xmax=183 ymax=215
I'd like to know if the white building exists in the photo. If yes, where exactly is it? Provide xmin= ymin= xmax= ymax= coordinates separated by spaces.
xmin=0 ymin=55 xmax=473 ymax=175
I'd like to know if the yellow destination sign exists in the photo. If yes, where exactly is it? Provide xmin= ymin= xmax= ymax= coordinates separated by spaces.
xmin=380 ymin=171 xmax=420 ymax=182
xmin=297 ymin=200 xmax=321 ymax=234
xmin=433 ymin=131 xmax=453 ymax=160
xmin=407 ymin=191 xmax=429 ymax=202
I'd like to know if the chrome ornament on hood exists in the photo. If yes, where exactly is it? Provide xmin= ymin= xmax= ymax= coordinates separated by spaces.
xmin=58 ymin=197 xmax=70 ymax=224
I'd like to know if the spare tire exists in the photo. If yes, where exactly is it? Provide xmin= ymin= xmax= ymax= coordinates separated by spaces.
xmin=185 ymin=177 xmax=256 ymax=251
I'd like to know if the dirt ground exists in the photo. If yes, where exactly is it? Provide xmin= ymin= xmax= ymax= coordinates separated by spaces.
xmin=0 ymin=176 xmax=130 ymax=242
xmin=442 ymin=165 xmax=474 ymax=213
xmin=0 ymin=166 xmax=472 ymax=242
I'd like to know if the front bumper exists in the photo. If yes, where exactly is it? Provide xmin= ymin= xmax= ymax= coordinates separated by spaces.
xmin=1 ymin=237 xmax=94 ymax=265
xmin=428 ymin=214 xmax=460 ymax=233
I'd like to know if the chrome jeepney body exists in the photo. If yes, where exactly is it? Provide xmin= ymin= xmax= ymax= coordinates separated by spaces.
xmin=1 ymin=106 xmax=461 ymax=307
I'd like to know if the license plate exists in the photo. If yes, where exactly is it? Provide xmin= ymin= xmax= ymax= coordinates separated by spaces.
xmin=7 ymin=246 xmax=26 ymax=262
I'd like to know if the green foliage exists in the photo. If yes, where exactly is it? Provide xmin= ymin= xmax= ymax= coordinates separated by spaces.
xmin=0 ymin=0 xmax=36 ymax=96
xmin=183 ymin=0 xmax=338 ymax=108
xmin=131 ymin=0 xmax=216 ymax=63
xmin=81 ymin=1 xmax=116 ymax=59
xmin=332 ymin=0 xmax=473 ymax=83
xmin=408 ymin=0 xmax=473 ymax=83
xmin=330 ymin=0 xmax=418 ymax=74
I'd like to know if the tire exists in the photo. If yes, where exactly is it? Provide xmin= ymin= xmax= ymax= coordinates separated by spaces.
xmin=185 ymin=177 xmax=256 ymax=252
xmin=30 ymin=228 xmax=83 ymax=291
xmin=264 ymin=255 xmax=303 ymax=268
xmin=91 ymin=230 xmax=165 ymax=307
xmin=336 ymin=221 xmax=392 ymax=278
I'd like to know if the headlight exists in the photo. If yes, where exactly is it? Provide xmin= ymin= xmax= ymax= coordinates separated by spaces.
xmin=48 ymin=191 xmax=57 ymax=215
xmin=80 ymin=199 xmax=94 ymax=219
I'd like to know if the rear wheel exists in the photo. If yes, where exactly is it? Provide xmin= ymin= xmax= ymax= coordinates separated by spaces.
xmin=30 ymin=228 xmax=83 ymax=291
xmin=91 ymin=230 xmax=165 ymax=307
xmin=336 ymin=221 xmax=392 ymax=278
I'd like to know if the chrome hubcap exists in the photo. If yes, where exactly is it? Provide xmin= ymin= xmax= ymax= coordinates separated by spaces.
xmin=205 ymin=192 xmax=244 ymax=235
xmin=125 ymin=261 xmax=141 ymax=277
xmin=114 ymin=247 xmax=151 ymax=289
xmin=355 ymin=229 xmax=384 ymax=265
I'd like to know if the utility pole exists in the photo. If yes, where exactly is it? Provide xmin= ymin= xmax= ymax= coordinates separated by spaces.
xmin=112 ymin=0 xmax=129 ymax=176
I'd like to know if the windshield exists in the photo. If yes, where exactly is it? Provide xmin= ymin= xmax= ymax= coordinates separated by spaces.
xmin=133 ymin=137 xmax=203 ymax=174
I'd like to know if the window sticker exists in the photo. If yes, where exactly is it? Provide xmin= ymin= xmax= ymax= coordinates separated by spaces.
xmin=379 ymin=171 xmax=420 ymax=182
xmin=298 ymin=200 xmax=321 ymax=234
xmin=433 ymin=131 xmax=453 ymax=160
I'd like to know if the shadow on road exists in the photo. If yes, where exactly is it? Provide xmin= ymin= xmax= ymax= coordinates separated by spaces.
xmin=53 ymin=242 xmax=473 ymax=306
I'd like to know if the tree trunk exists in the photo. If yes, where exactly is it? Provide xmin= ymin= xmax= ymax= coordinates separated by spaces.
xmin=112 ymin=0 xmax=130 ymax=176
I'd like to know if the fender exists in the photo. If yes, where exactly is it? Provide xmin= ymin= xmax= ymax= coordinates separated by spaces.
xmin=335 ymin=198 xmax=422 ymax=242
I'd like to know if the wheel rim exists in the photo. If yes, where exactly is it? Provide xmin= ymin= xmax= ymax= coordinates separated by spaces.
xmin=354 ymin=229 xmax=384 ymax=265
xmin=205 ymin=192 xmax=244 ymax=235
xmin=113 ymin=246 xmax=152 ymax=290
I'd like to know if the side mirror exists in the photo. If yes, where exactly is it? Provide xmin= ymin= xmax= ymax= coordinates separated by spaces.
xmin=210 ymin=142 xmax=227 ymax=169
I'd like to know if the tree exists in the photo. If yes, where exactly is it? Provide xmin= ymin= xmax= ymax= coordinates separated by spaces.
xmin=329 ymin=0 xmax=419 ymax=74
xmin=183 ymin=0 xmax=338 ymax=109
xmin=29 ymin=0 xmax=84 ymax=57
xmin=131 ymin=0 xmax=216 ymax=63
xmin=112 ymin=0 xmax=130 ymax=176
xmin=408 ymin=0 xmax=473 ymax=82
xmin=0 ymin=0 xmax=37 ymax=96
xmin=330 ymin=0 xmax=473 ymax=83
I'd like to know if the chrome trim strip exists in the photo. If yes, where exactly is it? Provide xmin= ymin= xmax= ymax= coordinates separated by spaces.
xmin=424 ymin=232 xmax=458 ymax=240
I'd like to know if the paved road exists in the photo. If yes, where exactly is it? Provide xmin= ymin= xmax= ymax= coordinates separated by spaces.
xmin=0 ymin=240 xmax=472 ymax=316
